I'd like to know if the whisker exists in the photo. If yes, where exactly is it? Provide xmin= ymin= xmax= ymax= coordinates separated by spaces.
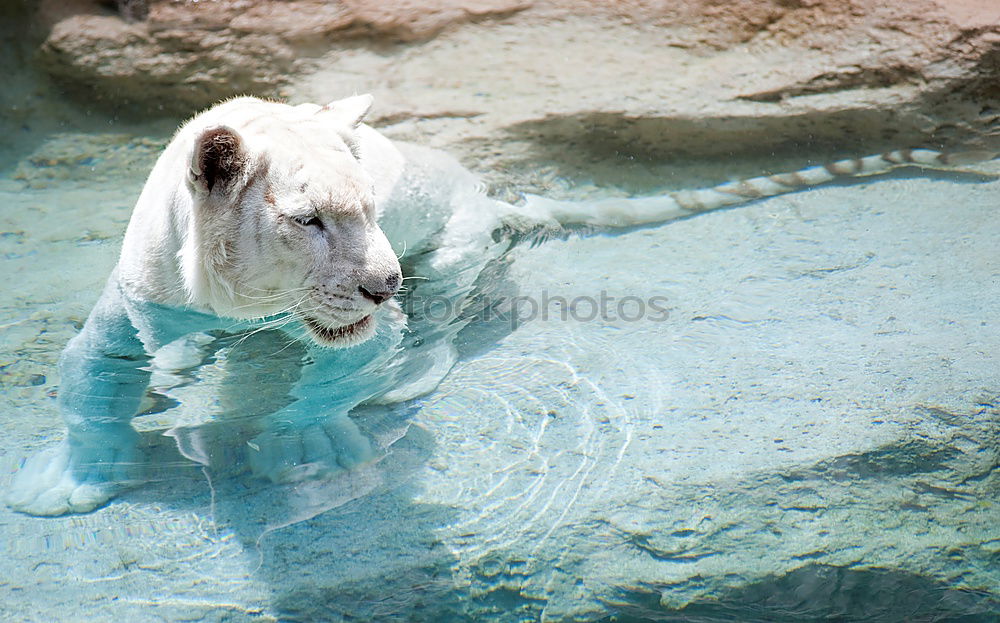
xmin=266 ymin=332 xmax=308 ymax=357
xmin=226 ymin=306 xmax=313 ymax=351
xmin=224 ymin=291 xmax=315 ymax=335
xmin=223 ymin=285 xmax=315 ymax=314
xmin=234 ymin=290 xmax=306 ymax=303
xmin=228 ymin=297 xmax=291 ymax=313
xmin=239 ymin=283 xmax=312 ymax=294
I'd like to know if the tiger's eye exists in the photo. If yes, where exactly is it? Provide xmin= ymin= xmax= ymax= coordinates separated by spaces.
xmin=292 ymin=215 xmax=324 ymax=229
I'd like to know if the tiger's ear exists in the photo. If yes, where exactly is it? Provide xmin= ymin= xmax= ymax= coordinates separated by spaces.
xmin=319 ymin=94 xmax=374 ymax=129
xmin=189 ymin=125 xmax=247 ymax=195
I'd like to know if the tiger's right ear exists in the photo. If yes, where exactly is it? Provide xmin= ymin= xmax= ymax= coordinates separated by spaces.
xmin=189 ymin=125 xmax=247 ymax=196
xmin=319 ymin=94 xmax=374 ymax=129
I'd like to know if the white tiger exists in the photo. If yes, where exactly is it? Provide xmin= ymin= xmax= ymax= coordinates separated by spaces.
xmin=5 ymin=95 xmax=992 ymax=516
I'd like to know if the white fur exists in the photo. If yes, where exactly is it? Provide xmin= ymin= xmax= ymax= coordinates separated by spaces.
xmin=116 ymin=97 xmax=409 ymax=342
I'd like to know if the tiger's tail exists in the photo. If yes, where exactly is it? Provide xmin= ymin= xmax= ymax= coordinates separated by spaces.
xmin=519 ymin=149 xmax=997 ymax=229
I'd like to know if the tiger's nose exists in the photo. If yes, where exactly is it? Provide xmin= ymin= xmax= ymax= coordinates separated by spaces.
xmin=359 ymin=272 xmax=401 ymax=305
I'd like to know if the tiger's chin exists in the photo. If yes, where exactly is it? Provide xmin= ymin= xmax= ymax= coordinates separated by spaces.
xmin=302 ymin=314 xmax=376 ymax=348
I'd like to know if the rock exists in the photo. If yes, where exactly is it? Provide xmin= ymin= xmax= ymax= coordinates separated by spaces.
xmin=284 ymin=0 xmax=1000 ymax=193
xmin=30 ymin=0 xmax=532 ymax=114
xmin=27 ymin=0 xmax=998 ymax=191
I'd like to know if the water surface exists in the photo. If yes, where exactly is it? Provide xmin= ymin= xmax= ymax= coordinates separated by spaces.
xmin=1 ymin=107 xmax=998 ymax=622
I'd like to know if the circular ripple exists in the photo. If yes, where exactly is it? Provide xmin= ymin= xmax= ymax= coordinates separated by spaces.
xmin=415 ymin=326 xmax=665 ymax=566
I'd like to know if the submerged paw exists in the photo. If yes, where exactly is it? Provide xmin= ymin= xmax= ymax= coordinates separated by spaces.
xmin=246 ymin=415 xmax=376 ymax=483
xmin=5 ymin=440 xmax=144 ymax=517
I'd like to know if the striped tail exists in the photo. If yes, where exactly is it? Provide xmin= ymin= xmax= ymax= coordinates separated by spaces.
xmin=520 ymin=149 xmax=997 ymax=229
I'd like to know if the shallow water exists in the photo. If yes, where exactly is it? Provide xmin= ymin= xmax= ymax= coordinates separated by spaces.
xmin=1 ymin=110 xmax=999 ymax=622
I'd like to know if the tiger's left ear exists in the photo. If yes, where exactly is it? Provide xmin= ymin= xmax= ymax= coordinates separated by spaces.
xmin=319 ymin=94 xmax=374 ymax=129
xmin=189 ymin=125 xmax=248 ymax=196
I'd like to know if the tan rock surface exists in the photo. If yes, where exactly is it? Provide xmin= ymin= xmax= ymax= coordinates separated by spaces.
xmin=33 ymin=0 xmax=531 ymax=113
xmin=25 ymin=0 xmax=1000 ymax=191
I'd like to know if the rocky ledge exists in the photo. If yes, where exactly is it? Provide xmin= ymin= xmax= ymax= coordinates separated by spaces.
xmin=19 ymin=0 xmax=1000 ymax=191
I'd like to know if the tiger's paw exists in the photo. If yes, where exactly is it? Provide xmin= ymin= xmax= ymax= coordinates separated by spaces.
xmin=6 ymin=435 xmax=144 ymax=516
xmin=246 ymin=415 xmax=376 ymax=483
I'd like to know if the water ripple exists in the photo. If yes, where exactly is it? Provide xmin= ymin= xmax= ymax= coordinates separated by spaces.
xmin=417 ymin=326 xmax=655 ymax=570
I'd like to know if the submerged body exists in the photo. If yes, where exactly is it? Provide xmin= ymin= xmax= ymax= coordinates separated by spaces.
xmin=6 ymin=96 xmax=991 ymax=516
xmin=7 ymin=96 xmax=523 ymax=515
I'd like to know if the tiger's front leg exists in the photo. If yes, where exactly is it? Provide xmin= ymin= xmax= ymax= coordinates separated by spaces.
xmin=244 ymin=305 xmax=408 ymax=484
xmin=5 ymin=278 xmax=211 ymax=516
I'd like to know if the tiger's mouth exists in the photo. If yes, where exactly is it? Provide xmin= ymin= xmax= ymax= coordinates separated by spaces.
xmin=302 ymin=314 xmax=375 ymax=347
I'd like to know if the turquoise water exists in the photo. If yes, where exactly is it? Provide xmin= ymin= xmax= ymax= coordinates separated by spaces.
xmin=2 ymin=103 xmax=999 ymax=620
